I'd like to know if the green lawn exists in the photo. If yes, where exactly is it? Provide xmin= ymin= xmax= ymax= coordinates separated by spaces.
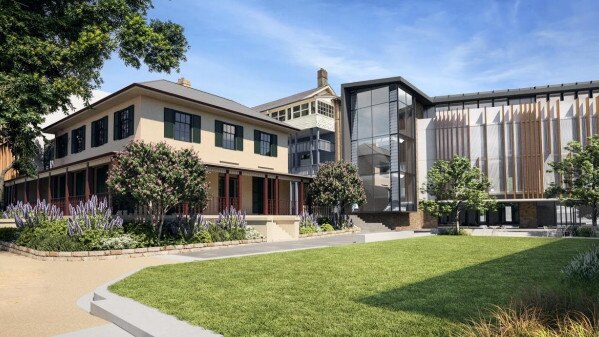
xmin=110 ymin=237 xmax=597 ymax=337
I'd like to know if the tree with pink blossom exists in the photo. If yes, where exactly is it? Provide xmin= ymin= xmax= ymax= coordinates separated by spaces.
xmin=107 ymin=141 xmax=208 ymax=240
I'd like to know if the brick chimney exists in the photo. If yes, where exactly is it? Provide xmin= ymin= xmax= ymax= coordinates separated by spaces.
xmin=177 ymin=77 xmax=191 ymax=88
xmin=317 ymin=68 xmax=328 ymax=87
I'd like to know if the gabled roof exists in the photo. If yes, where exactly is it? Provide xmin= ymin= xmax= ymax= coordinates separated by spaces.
xmin=253 ymin=85 xmax=337 ymax=112
xmin=43 ymin=80 xmax=299 ymax=133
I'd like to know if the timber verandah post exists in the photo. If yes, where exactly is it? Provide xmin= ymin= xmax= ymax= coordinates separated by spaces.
xmin=274 ymin=176 xmax=279 ymax=215
xmin=65 ymin=167 xmax=70 ymax=215
xmin=47 ymin=171 xmax=52 ymax=203
xmin=23 ymin=177 xmax=28 ymax=204
xmin=85 ymin=162 xmax=91 ymax=201
xmin=298 ymin=180 xmax=305 ymax=214
xmin=237 ymin=172 xmax=243 ymax=211
xmin=224 ymin=170 xmax=230 ymax=210
xmin=263 ymin=174 xmax=269 ymax=215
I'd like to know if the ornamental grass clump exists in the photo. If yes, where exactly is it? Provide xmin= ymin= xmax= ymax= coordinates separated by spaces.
xmin=66 ymin=195 xmax=123 ymax=236
xmin=3 ymin=199 xmax=63 ymax=229
xmin=562 ymin=245 xmax=599 ymax=284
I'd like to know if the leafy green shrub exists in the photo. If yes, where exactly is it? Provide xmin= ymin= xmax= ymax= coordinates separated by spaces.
xmin=321 ymin=223 xmax=334 ymax=232
xmin=0 ymin=227 xmax=19 ymax=242
xmin=300 ymin=226 xmax=318 ymax=235
xmin=562 ymin=246 xmax=599 ymax=284
xmin=16 ymin=220 xmax=86 ymax=251
xmin=438 ymin=227 xmax=470 ymax=236
xmin=193 ymin=230 xmax=212 ymax=243
xmin=575 ymin=226 xmax=596 ymax=237
xmin=123 ymin=221 xmax=158 ymax=246
xmin=317 ymin=217 xmax=330 ymax=226
xmin=208 ymin=223 xmax=230 ymax=242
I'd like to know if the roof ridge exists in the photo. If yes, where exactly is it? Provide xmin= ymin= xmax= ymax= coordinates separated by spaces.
xmin=138 ymin=79 xmax=256 ymax=111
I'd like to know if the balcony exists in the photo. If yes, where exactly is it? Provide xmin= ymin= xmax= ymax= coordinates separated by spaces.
xmin=290 ymin=139 xmax=334 ymax=153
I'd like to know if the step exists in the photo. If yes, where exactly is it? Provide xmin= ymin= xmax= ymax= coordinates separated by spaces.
xmin=91 ymin=286 xmax=221 ymax=337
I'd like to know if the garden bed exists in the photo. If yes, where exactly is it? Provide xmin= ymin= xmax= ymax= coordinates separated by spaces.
xmin=0 ymin=238 xmax=267 ymax=261
xmin=298 ymin=227 xmax=360 ymax=239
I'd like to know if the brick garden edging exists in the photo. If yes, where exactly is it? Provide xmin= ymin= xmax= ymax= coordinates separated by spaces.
xmin=298 ymin=228 xmax=360 ymax=239
xmin=0 ymin=238 xmax=267 ymax=261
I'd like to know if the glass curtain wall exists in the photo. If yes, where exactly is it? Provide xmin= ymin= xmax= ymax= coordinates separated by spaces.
xmin=350 ymin=84 xmax=417 ymax=212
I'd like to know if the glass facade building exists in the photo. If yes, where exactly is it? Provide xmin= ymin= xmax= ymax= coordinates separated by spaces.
xmin=348 ymin=84 xmax=417 ymax=212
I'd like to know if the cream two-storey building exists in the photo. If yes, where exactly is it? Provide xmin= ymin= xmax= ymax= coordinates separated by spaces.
xmin=4 ymin=79 xmax=308 ymax=216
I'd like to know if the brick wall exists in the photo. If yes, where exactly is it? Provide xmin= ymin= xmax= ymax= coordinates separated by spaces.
xmin=356 ymin=210 xmax=437 ymax=230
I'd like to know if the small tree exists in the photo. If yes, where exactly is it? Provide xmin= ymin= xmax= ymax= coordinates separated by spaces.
xmin=420 ymin=156 xmax=496 ymax=232
xmin=107 ymin=141 xmax=208 ymax=240
xmin=308 ymin=161 xmax=366 ymax=217
xmin=545 ymin=136 xmax=599 ymax=227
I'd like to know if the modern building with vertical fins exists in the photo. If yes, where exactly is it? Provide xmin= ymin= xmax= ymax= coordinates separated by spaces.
xmin=340 ymin=76 xmax=599 ymax=229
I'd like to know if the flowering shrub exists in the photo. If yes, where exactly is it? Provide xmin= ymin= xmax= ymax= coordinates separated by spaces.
xmin=299 ymin=212 xmax=321 ymax=234
xmin=3 ymin=199 xmax=63 ymax=229
xmin=245 ymin=226 xmax=263 ymax=240
xmin=167 ymin=213 xmax=208 ymax=240
xmin=216 ymin=206 xmax=247 ymax=230
xmin=562 ymin=245 xmax=599 ymax=283
xmin=98 ymin=234 xmax=141 ymax=250
xmin=66 ymin=196 xmax=123 ymax=236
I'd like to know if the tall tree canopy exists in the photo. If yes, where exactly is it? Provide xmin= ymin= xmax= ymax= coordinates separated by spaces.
xmin=546 ymin=136 xmax=599 ymax=227
xmin=308 ymin=161 xmax=366 ymax=214
xmin=0 ymin=0 xmax=188 ymax=197
xmin=420 ymin=156 xmax=496 ymax=231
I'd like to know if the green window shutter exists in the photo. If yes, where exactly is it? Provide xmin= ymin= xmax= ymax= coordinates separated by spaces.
xmin=102 ymin=116 xmax=108 ymax=144
xmin=128 ymin=106 xmax=134 ymax=137
xmin=235 ymin=125 xmax=244 ymax=151
xmin=71 ymin=130 xmax=76 ymax=154
xmin=271 ymin=134 xmax=277 ymax=157
xmin=215 ymin=120 xmax=223 ymax=147
xmin=114 ymin=111 xmax=121 ymax=140
xmin=91 ymin=121 xmax=97 ymax=147
xmin=254 ymin=130 xmax=260 ymax=154
xmin=81 ymin=125 xmax=86 ymax=151
xmin=191 ymin=115 xmax=201 ymax=143
xmin=164 ymin=108 xmax=175 ymax=139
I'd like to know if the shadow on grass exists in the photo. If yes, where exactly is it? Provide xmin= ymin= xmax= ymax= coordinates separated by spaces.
xmin=358 ymin=239 xmax=584 ymax=323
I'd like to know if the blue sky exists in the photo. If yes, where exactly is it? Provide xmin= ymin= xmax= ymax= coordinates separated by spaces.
xmin=99 ymin=0 xmax=599 ymax=107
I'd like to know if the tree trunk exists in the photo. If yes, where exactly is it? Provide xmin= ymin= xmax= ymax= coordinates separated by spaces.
xmin=454 ymin=210 xmax=461 ymax=233
xmin=593 ymin=204 xmax=598 ymax=227
xmin=157 ymin=210 xmax=166 ymax=243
